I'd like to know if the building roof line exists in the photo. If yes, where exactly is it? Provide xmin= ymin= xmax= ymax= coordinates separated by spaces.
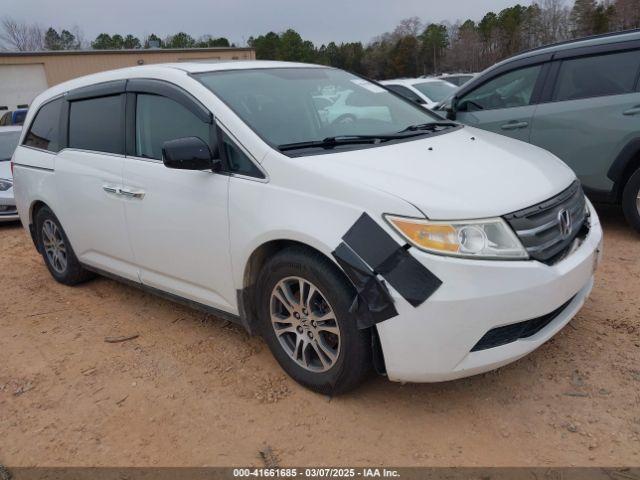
xmin=0 ymin=47 xmax=254 ymax=57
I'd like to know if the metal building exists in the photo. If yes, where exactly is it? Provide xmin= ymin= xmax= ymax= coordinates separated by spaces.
xmin=0 ymin=47 xmax=256 ymax=111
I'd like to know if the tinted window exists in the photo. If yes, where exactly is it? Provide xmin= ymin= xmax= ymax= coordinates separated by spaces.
xmin=136 ymin=94 xmax=210 ymax=160
xmin=459 ymin=65 xmax=542 ymax=111
xmin=385 ymin=84 xmax=424 ymax=104
xmin=69 ymin=95 xmax=124 ymax=154
xmin=412 ymin=81 xmax=457 ymax=102
xmin=0 ymin=131 xmax=21 ymax=160
xmin=23 ymin=98 xmax=63 ymax=152
xmin=222 ymin=133 xmax=263 ymax=178
xmin=554 ymin=50 xmax=640 ymax=101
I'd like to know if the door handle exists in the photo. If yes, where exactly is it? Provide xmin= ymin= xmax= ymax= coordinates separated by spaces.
xmin=623 ymin=106 xmax=640 ymax=116
xmin=501 ymin=121 xmax=529 ymax=130
xmin=120 ymin=187 xmax=145 ymax=200
xmin=102 ymin=185 xmax=121 ymax=195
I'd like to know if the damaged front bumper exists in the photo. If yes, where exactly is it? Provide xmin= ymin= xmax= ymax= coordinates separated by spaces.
xmin=375 ymin=203 xmax=603 ymax=383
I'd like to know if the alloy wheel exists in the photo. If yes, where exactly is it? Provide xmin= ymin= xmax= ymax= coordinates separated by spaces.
xmin=42 ymin=219 xmax=67 ymax=274
xmin=270 ymin=276 xmax=341 ymax=373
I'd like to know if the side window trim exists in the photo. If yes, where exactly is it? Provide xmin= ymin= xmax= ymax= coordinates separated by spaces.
xmin=125 ymin=92 xmax=136 ymax=157
xmin=553 ymin=39 xmax=640 ymax=61
xmin=66 ymin=80 xmax=126 ymax=102
xmin=529 ymin=62 xmax=551 ymax=105
xmin=538 ymin=59 xmax=561 ymax=103
xmin=59 ymin=98 xmax=69 ymax=151
xmin=126 ymin=78 xmax=212 ymax=124
xmin=454 ymin=52 xmax=553 ymax=100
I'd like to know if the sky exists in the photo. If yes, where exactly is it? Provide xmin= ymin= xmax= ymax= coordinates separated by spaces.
xmin=3 ymin=0 xmax=534 ymax=46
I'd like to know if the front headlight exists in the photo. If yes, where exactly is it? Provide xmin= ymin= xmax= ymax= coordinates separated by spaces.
xmin=385 ymin=215 xmax=528 ymax=260
xmin=0 ymin=179 xmax=12 ymax=192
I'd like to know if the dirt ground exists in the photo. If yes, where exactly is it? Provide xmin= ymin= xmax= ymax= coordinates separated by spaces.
xmin=0 ymin=204 xmax=638 ymax=468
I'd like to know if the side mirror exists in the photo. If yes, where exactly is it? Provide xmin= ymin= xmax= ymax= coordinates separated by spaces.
xmin=162 ymin=137 xmax=220 ymax=172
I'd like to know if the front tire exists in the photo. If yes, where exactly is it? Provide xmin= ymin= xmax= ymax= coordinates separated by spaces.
xmin=622 ymin=167 xmax=640 ymax=233
xmin=35 ymin=206 xmax=95 ymax=285
xmin=256 ymin=247 xmax=372 ymax=395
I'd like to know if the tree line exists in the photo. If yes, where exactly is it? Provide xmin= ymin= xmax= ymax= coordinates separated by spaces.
xmin=1 ymin=0 xmax=639 ymax=79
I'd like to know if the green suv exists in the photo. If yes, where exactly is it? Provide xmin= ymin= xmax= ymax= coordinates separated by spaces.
xmin=442 ymin=30 xmax=640 ymax=232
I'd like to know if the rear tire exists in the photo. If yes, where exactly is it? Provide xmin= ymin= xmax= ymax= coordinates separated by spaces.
xmin=35 ymin=206 xmax=95 ymax=285
xmin=622 ymin=167 xmax=640 ymax=233
xmin=256 ymin=247 xmax=372 ymax=395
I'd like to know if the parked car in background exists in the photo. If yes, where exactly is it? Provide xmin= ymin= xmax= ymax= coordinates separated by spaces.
xmin=437 ymin=73 xmax=477 ymax=87
xmin=13 ymin=61 xmax=602 ymax=394
xmin=0 ymin=126 xmax=22 ymax=222
xmin=380 ymin=78 xmax=458 ymax=108
xmin=0 ymin=109 xmax=28 ymax=126
xmin=438 ymin=30 xmax=640 ymax=232
xmin=319 ymin=88 xmax=392 ymax=124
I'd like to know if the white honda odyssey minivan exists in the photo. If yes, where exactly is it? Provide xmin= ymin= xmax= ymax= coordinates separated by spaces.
xmin=13 ymin=61 xmax=603 ymax=394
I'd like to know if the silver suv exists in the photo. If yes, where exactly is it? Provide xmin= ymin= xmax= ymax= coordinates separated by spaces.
xmin=441 ymin=30 xmax=640 ymax=232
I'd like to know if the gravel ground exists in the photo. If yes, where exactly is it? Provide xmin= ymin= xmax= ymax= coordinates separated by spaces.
xmin=0 ymin=204 xmax=638 ymax=467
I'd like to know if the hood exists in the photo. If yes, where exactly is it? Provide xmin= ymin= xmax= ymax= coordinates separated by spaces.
xmin=301 ymin=126 xmax=576 ymax=220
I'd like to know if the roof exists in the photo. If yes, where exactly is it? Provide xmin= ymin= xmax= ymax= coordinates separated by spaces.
xmin=0 ymin=47 xmax=254 ymax=58
xmin=27 ymin=60 xmax=331 ymax=107
xmin=495 ymin=29 xmax=640 ymax=67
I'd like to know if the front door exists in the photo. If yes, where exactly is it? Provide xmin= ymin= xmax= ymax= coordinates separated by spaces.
xmin=456 ymin=64 xmax=545 ymax=143
xmin=122 ymin=90 xmax=236 ymax=312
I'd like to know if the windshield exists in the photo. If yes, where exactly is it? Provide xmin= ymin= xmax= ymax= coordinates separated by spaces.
xmin=412 ymin=81 xmax=457 ymax=102
xmin=195 ymin=67 xmax=445 ymax=151
xmin=0 ymin=131 xmax=20 ymax=160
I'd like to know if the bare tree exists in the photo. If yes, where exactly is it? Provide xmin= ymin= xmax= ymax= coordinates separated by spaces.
xmin=613 ymin=0 xmax=640 ymax=30
xmin=538 ymin=0 xmax=572 ymax=43
xmin=393 ymin=17 xmax=423 ymax=38
xmin=0 ymin=16 xmax=44 ymax=51
xmin=70 ymin=25 xmax=87 ymax=49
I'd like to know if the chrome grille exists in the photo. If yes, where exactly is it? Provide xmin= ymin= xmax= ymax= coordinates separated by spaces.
xmin=504 ymin=181 xmax=588 ymax=264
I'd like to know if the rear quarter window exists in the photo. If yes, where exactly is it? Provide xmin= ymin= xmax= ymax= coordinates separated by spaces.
xmin=23 ymin=98 xmax=63 ymax=152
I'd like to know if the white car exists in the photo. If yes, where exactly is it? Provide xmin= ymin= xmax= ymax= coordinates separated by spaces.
xmin=0 ymin=125 xmax=22 ymax=222
xmin=380 ymin=78 xmax=458 ymax=108
xmin=319 ymin=89 xmax=392 ymax=125
xmin=437 ymin=73 xmax=478 ymax=87
xmin=13 ymin=61 xmax=602 ymax=394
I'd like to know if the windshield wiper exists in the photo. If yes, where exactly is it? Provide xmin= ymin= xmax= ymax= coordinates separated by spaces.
xmin=278 ymin=134 xmax=410 ymax=152
xmin=398 ymin=121 xmax=458 ymax=133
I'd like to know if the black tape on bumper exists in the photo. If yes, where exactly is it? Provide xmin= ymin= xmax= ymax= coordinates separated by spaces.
xmin=343 ymin=213 xmax=442 ymax=308
xmin=332 ymin=242 xmax=398 ymax=329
